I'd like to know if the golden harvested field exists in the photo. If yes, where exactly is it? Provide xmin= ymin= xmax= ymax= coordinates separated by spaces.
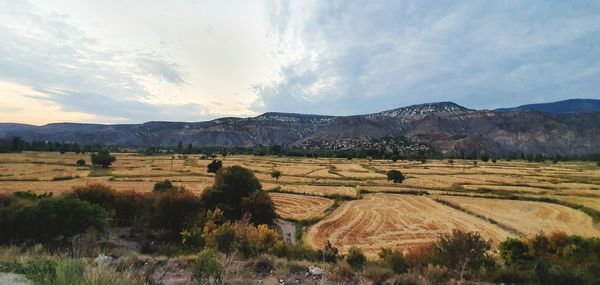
xmin=306 ymin=194 xmax=513 ymax=258
xmin=269 ymin=192 xmax=334 ymax=220
xmin=3 ymin=152 xmax=600 ymax=256
xmin=436 ymin=196 xmax=600 ymax=237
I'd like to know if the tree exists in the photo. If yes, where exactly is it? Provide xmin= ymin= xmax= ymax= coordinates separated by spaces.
xmin=201 ymin=166 xmax=274 ymax=223
xmin=176 ymin=141 xmax=183 ymax=154
xmin=240 ymin=191 xmax=276 ymax=225
xmin=91 ymin=150 xmax=116 ymax=168
xmin=207 ymin=159 xmax=223 ymax=173
xmin=76 ymin=159 xmax=86 ymax=166
xmin=270 ymin=170 xmax=282 ymax=181
xmin=346 ymin=247 xmax=367 ymax=271
xmin=386 ymin=170 xmax=406 ymax=184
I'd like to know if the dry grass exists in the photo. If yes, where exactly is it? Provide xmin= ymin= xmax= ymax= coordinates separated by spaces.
xmin=270 ymin=192 xmax=334 ymax=220
xmin=436 ymin=196 xmax=600 ymax=237
xmin=305 ymin=194 xmax=512 ymax=258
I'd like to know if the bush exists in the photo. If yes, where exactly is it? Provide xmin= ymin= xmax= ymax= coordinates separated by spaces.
xmin=153 ymin=179 xmax=174 ymax=192
xmin=379 ymin=248 xmax=408 ymax=274
xmin=70 ymin=184 xmax=147 ymax=226
xmin=91 ymin=150 xmax=116 ymax=168
xmin=432 ymin=229 xmax=492 ymax=273
xmin=363 ymin=265 xmax=393 ymax=284
xmin=206 ymin=222 xmax=236 ymax=254
xmin=0 ymin=196 xmax=109 ymax=243
xmin=316 ymin=240 xmax=339 ymax=263
xmin=76 ymin=159 xmax=86 ymax=166
xmin=253 ymin=255 xmax=274 ymax=276
xmin=386 ymin=170 xmax=406 ymax=184
xmin=499 ymin=238 xmax=530 ymax=265
xmin=192 ymin=249 xmax=223 ymax=285
xmin=346 ymin=247 xmax=366 ymax=271
xmin=207 ymin=159 xmax=223 ymax=173
xmin=153 ymin=189 xmax=202 ymax=235
xmin=270 ymin=170 xmax=282 ymax=181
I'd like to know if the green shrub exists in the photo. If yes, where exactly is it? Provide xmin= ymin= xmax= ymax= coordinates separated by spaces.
xmin=76 ymin=159 xmax=86 ymax=166
xmin=379 ymin=248 xmax=408 ymax=274
xmin=70 ymin=184 xmax=147 ymax=226
xmin=346 ymin=247 xmax=366 ymax=271
xmin=152 ymin=189 xmax=202 ymax=235
xmin=206 ymin=159 xmax=223 ymax=173
xmin=432 ymin=229 xmax=492 ymax=272
xmin=0 ymin=196 xmax=109 ymax=243
xmin=192 ymin=249 xmax=223 ymax=285
xmin=316 ymin=240 xmax=339 ymax=263
xmin=153 ymin=179 xmax=175 ymax=192
xmin=499 ymin=238 xmax=530 ymax=265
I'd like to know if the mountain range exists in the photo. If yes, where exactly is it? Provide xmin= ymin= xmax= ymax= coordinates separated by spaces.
xmin=1 ymin=99 xmax=599 ymax=157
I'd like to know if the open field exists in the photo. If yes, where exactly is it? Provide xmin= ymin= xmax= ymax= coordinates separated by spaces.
xmin=2 ymin=152 xmax=600 ymax=257
xmin=305 ymin=194 xmax=513 ymax=258
xmin=435 ymin=196 xmax=600 ymax=237
xmin=270 ymin=192 xmax=334 ymax=221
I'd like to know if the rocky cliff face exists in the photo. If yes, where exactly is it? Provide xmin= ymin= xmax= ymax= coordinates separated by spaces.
xmin=1 ymin=101 xmax=599 ymax=156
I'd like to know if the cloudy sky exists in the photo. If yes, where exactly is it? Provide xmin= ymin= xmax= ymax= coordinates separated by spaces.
xmin=1 ymin=0 xmax=599 ymax=125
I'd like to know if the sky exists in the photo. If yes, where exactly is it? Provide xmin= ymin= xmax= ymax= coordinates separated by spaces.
xmin=1 ymin=0 xmax=599 ymax=125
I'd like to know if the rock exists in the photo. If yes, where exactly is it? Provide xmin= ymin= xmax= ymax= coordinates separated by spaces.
xmin=308 ymin=266 xmax=322 ymax=276
xmin=94 ymin=253 xmax=112 ymax=265
xmin=0 ymin=273 xmax=33 ymax=285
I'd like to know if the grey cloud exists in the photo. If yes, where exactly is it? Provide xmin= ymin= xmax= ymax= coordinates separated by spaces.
xmin=137 ymin=57 xmax=186 ymax=85
xmin=254 ymin=1 xmax=600 ymax=115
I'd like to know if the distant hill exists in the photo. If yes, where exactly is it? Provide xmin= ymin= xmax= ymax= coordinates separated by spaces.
xmin=496 ymin=99 xmax=600 ymax=114
xmin=1 ymin=100 xmax=599 ymax=157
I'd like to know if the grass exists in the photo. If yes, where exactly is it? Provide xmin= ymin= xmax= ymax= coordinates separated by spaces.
xmin=0 ymin=246 xmax=142 ymax=285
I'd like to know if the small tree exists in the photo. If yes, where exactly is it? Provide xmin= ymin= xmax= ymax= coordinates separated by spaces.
xmin=76 ymin=159 xmax=86 ymax=166
xmin=317 ymin=240 xmax=339 ymax=263
xmin=346 ymin=247 xmax=367 ymax=271
xmin=379 ymin=248 xmax=408 ymax=274
xmin=433 ymin=229 xmax=491 ymax=278
xmin=270 ymin=170 xmax=282 ymax=181
xmin=207 ymin=159 xmax=223 ymax=173
xmin=153 ymin=179 xmax=174 ymax=192
xmin=386 ymin=170 xmax=406 ymax=184
xmin=391 ymin=155 xmax=399 ymax=163
xmin=91 ymin=150 xmax=116 ymax=168
xmin=192 ymin=249 xmax=223 ymax=285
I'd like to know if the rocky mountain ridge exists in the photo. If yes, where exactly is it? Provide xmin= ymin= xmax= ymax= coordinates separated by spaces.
xmin=1 ymin=100 xmax=599 ymax=156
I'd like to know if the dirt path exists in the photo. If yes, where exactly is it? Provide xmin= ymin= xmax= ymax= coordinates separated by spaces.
xmin=275 ymin=218 xmax=297 ymax=245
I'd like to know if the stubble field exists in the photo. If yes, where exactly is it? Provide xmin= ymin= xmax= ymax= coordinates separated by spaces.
xmin=1 ymin=152 xmax=599 ymax=258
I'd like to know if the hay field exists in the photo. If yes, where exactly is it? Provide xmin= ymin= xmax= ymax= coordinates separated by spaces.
xmin=436 ymin=196 xmax=600 ymax=237
xmin=305 ymin=194 xmax=512 ymax=257
xmin=2 ymin=152 xmax=600 ymax=255
xmin=270 ymin=193 xmax=334 ymax=220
